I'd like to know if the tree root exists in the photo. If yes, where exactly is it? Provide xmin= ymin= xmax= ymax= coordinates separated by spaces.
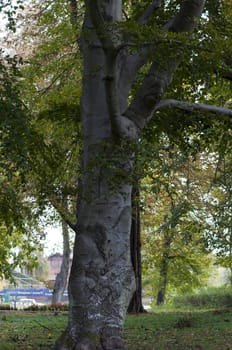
xmin=52 ymin=328 xmax=126 ymax=350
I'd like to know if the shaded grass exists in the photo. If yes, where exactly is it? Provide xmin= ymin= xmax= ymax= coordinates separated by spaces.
xmin=1 ymin=309 xmax=232 ymax=349
xmin=125 ymin=309 xmax=232 ymax=350
xmin=0 ymin=311 xmax=67 ymax=350
xmin=173 ymin=287 xmax=232 ymax=309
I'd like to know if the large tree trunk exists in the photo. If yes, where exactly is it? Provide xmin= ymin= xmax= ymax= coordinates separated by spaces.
xmin=52 ymin=218 xmax=71 ymax=304
xmin=53 ymin=1 xmax=206 ymax=348
xmin=54 ymin=177 xmax=135 ymax=349
xmin=68 ymin=190 xmax=134 ymax=349
xmin=53 ymin=5 xmax=135 ymax=349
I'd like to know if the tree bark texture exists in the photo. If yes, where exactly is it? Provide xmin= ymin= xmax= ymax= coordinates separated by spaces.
xmin=53 ymin=1 xmax=206 ymax=349
xmin=52 ymin=218 xmax=71 ymax=304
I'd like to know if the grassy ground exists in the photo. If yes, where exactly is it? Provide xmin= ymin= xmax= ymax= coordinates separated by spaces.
xmin=0 ymin=308 xmax=232 ymax=349
xmin=125 ymin=309 xmax=232 ymax=350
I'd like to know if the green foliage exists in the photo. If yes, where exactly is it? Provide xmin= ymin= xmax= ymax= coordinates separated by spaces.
xmin=26 ymin=102 xmax=81 ymax=211
xmin=0 ymin=51 xmax=45 ymax=279
xmin=0 ymin=54 xmax=28 ymax=169
xmin=204 ymin=150 xmax=232 ymax=280
xmin=17 ymin=0 xmax=82 ymax=223
xmin=1 ymin=0 xmax=82 ymax=280
xmin=0 ymin=179 xmax=45 ymax=279
xmin=141 ymin=137 xmax=212 ymax=301
xmin=21 ymin=0 xmax=82 ymax=111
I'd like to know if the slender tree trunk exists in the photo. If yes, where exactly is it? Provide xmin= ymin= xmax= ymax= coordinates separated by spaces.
xmin=156 ymin=236 xmax=171 ymax=306
xmin=128 ymin=185 xmax=146 ymax=313
xmin=52 ymin=218 xmax=71 ymax=304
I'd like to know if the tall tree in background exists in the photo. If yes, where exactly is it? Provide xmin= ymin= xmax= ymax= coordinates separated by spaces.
xmin=141 ymin=142 xmax=212 ymax=305
xmin=204 ymin=139 xmax=232 ymax=285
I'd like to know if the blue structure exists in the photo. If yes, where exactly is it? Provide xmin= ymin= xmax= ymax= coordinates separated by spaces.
xmin=0 ymin=288 xmax=52 ymax=298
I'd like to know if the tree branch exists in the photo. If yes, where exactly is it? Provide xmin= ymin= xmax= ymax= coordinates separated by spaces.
xmin=86 ymin=1 xmax=126 ymax=140
xmin=154 ymin=99 xmax=232 ymax=117
xmin=119 ymin=1 xmax=163 ymax=113
xmin=119 ymin=1 xmax=206 ymax=120
xmin=123 ymin=0 xmax=206 ymax=130
xmin=49 ymin=197 xmax=77 ymax=232
xmin=165 ymin=0 xmax=205 ymax=32
xmin=69 ymin=0 xmax=78 ymax=25
xmin=137 ymin=0 xmax=162 ymax=25
xmin=69 ymin=0 xmax=81 ymax=46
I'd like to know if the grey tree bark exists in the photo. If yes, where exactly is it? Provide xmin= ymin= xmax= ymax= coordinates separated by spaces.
xmin=53 ymin=1 xmax=206 ymax=349
xmin=52 ymin=218 xmax=71 ymax=304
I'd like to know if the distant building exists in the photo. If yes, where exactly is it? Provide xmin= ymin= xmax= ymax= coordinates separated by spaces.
xmin=47 ymin=253 xmax=63 ymax=281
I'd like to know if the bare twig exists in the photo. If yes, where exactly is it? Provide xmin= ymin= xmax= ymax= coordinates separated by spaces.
xmin=33 ymin=320 xmax=51 ymax=331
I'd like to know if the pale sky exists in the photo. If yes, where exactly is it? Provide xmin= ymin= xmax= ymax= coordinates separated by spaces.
xmin=43 ymin=223 xmax=75 ymax=257
xmin=44 ymin=225 xmax=63 ymax=256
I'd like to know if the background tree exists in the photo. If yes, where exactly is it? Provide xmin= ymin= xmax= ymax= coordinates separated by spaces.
xmin=52 ymin=203 xmax=71 ymax=304
xmin=1 ymin=0 xmax=82 ymax=296
xmin=204 ymin=136 xmax=232 ymax=285
xmin=141 ymin=140 xmax=212 ymax=304
xmin=0 ymin=47 xmax=45 ymax=279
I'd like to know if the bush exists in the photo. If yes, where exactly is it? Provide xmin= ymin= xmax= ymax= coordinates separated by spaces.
xmin=173 ymin=287 xmax=232 ymax=309
xmin=0 ymin=304 xmax=11 ymax=310
xmin=49 ymin=303 xmax=69 ymax=311
xmin=26 ymin=303 xmax=69 ymax=312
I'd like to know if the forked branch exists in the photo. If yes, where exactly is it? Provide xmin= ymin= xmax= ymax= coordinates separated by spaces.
xmin=86 ymin=0 xmax=125 ymax=139
xmin=124 ymin=0 xmax=206 ymax=130
xmin=137 ymin=0 xmax=162 ymax=24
